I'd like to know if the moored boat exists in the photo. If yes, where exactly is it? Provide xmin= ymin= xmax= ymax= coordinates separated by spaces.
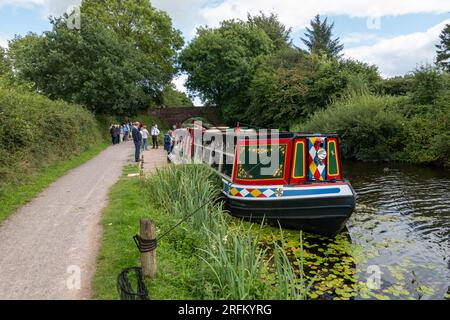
xmin=168 ymin=123 xmax=356 ymax=236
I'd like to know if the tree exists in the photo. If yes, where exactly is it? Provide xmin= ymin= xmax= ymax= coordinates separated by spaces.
xmin=436 ymin=23 xmax=450 ymax=72
xmin=301 ymin=14 xmax=344 ymax=58
xmin=179 ymin=20 xmax=274 ymax=123
xmin=0 ymin=47 xmax=12 ymax=78
xmin=411 ymin=64 xmax=444 ymax=105
xmin=376 ymin=76 xmax=415 ymax=96
xmin=247 ymin=12 xmax=292 ymax=50
xmin=81 ymin=0 xmax=183 ymax=81
xmin=245 ymin=54 xmax=381 ymax=128
xmin=8 ymin=1 xmax=183 ymax=115
xmin=160 ymin=84 xmax=193 ymax=107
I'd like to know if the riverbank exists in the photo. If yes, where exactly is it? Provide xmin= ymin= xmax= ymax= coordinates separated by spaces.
xmin=93 ymin=164 xmax=316 ymax=300
xmin=93 ymin=162 xmax=450 ymax=300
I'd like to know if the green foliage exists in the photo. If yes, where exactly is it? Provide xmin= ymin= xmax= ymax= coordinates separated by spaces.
xmin=247 ymin=12 xmax=292 ymax=50
xmin=436 ymin=23 xmax=450 ymax=72
xmin=179 ymin=19 xmax=274 ymax=123
xmin=295 ymin=85 xmax=450 ymax=167
xmin=160 ymin=84 xmax=193 ymax=107
xmin=246 ymin=54 xmax=381 ymax=128
xmin=411 ymin=64 xmax=445 ymax=105
xmin=376 ymin=76 xmax=415 ymax=96
xmin=0 ymin=82 xmax=103 ymax=190
xmin=0 ymin=47 xmax=12 ymax=79
xmin=82 ymin=0 xmax=183 ymax=75
xmin=8 ymin=1 xmax=183 ymax=115
xmin=145 ymin=165 xmax=314 ymax=300
xmin=93 ymin=166 xmax=205 ymax=300
xmin=294 ymin=94 xmax=407 ymax=161
xmin=300 ymin=14 xmax=344 ymax=58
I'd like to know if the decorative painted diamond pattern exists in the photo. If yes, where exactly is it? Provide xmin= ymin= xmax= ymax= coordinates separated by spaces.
xmin=263 ymin=189 xmax=275 ymax=197
xmin=227 ymin=185 xmax=279 ymax=198
xmin=249 ymin=189 xmax=261 ymax=197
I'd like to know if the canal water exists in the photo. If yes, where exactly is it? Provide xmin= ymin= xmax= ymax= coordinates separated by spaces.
xmin=344 ymin=161 xmax=450 ymax=300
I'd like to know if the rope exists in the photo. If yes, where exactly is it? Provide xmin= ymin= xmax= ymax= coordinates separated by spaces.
xmin=132 ymin=196 xmax=217 ymax=253
xmin=133 ymin=235 xmax=157 ymax=253
xmin=117 ymin=267 xmax=149 ymax=300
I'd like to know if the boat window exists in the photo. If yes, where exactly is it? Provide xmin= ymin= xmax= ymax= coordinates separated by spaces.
xmin=236 ymin=144 xmax=287 ymax=180
xmin=292 ymin=141 xmax=306 ymax=179
xmin=211 ymin=150 xmax=219 ymax=170
xmin=327 ymin=140 xmax=340 ymax=178
xmin=221 ymin=154 xmax=234 ymax=177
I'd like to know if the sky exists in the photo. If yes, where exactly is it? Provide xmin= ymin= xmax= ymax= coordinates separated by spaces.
xmin=1 ymin=0 xmax=449 ymax=101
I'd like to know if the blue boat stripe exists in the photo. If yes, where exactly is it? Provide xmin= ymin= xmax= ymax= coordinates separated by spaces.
xmin=283 ymin=188 xmax=341 ymax=196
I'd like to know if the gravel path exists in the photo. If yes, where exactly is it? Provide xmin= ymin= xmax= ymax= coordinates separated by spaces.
xmin=0 ymin=142 xmax=134 ymax=300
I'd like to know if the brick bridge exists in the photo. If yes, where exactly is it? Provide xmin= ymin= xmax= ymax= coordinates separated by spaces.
xmin=148 ymin=106 xmax=224 ymax=127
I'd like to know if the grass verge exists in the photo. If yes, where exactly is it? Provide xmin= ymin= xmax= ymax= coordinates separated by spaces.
xmin=93 ymin=164 xmax=313 ymax=300
xmin=92 ymin=165 xmax=203 ymax=299
xmin=0 ymin=142 xmax=109 ymax=224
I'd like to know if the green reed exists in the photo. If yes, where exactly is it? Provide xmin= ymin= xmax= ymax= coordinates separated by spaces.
xmin=143 ymin=164 xmax=312 ymax=300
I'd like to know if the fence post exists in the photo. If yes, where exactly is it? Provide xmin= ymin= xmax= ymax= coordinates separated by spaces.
xmin=140 ymin=219 xmax=157 ymax=278
xmin=140 ymin=152 xmax=144 ymax=177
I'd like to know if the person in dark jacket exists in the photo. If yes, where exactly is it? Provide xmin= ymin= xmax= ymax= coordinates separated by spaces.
xmin=109 ymin=125 xmax=116 ymax=145
xmin=132 ymin=122 xmax=142 ymax=162
xmin=164 ymin=131 xmax=172 ymax=153
xmin=114 ymin=125 xmax=121 ymax=145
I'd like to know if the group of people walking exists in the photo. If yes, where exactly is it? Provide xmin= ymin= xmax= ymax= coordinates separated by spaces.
xmin=109 ymin=123 xmax=132 ymax=145
xmin=109 ymin=122 xmax=176 ymax=163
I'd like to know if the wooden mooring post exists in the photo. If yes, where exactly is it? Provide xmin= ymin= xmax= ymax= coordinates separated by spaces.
xmin=140 ymin=219 xmax=157 ymax=278
xmin=139 ymin=152 xmax=144 ymax=177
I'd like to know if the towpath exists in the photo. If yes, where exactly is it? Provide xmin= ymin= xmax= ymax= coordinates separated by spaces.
xmin=0 ymin=142 xmax=136 ymax=299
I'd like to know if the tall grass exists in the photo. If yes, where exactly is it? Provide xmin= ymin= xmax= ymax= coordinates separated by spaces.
xmin=199 ymin=219 xmax=269 ymax=299
xmin=144 ymin=164 xmax=221 ymax=230
xmin=142 ymin=164 xmax=313 ymax=300
xmin=271 ymin=230 xmax=314 ymax=299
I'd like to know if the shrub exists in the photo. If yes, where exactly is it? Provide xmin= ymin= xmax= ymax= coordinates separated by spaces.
xmin=293 ymin=94 xmax=407 ymax=161
xmin=0 ymin=82 xmax=103 ymax=187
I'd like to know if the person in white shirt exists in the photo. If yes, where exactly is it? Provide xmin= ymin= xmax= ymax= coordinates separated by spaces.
xmin=151 ymin=124 xmax=160 ymax=149
xmin=141 ymin=125 xmax=150 ymax=151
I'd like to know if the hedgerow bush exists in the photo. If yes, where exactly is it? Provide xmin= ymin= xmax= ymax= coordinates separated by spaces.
xmin=293 ymin=94 xmax=407 ymax=161
xmin=0 ymin=82 xmax=103 ymax=187
xmin=293 ymin=92 xmax=450 ymax=167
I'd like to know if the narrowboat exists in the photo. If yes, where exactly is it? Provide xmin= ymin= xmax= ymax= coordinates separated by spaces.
xmin=168 ymin=123 xmax=356 ymax=236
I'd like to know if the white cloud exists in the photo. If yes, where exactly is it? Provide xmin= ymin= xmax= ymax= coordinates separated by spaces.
xmin=341 ymin=33 xmax=385 ymax=45
xmin=152 ymin=0 xmax=209 ymax=39
xmin=344 ymin=19 xmax=450 ymax=77
xmin=0 ymin=36 xmax=8 ymax=48
xmin=172 ymin=73 xmax=188 ymax=93
xmin=199 ymin=0 xmax=450 ymax=31
xmin=0 ymin=0 xmax=81 ymax=17
xmin=172 ymin=73 xmax=203 ymax=105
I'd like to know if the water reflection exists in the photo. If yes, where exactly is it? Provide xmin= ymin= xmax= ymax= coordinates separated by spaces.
xmin=344 ymin=161 xmax=450 ymax=300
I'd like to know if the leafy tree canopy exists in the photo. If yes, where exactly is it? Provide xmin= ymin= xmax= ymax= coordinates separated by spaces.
xmin=411 ymin=64 xmax=445 ymax=105
xmin=301 ymin=14 xmax=344 ymax=58
xmin=81 ymin=0 xmax=183 ymax=78
xmin=179 ymin=19 xmax=274 ymax=123
xmin=436 ymin=23 xmax=450 ymax=72
xmin=0 ymin=47 xmax=12 ymax=80
xmin=245 ymin=54 xmax=381 ymax=129
xmin=8 ymin=0 xmax=183 ymax=115
xmin=159 ymin=84 xmax=194 ymax=107
xmin=247 ymin=12 xmax=292 ymax=50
